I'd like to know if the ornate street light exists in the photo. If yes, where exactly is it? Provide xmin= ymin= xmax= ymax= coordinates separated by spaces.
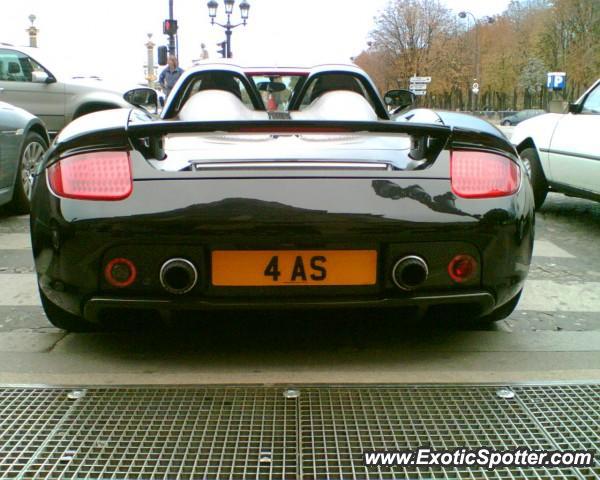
xmin=207 ymin=0 xmax=218 ymax=22
xmin=239 ymin=1 xmax=250 ymax=23
xmin=206 ymin=0 xmax=250 ymax=58
xmin=224 ymin=0 xmax=235 ymax=15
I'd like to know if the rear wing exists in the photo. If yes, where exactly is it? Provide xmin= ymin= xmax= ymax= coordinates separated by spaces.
xmin=127 ymin=120 xmax=453 ymax=163
xmin=45 ymin=117 xmax=515 ymax=166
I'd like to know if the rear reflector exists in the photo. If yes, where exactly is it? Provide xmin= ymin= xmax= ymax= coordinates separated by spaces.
xmin=448 ymin=254 xmax=477 ymax=283
xmin=104 ymin=258 xmax=137 ymax=288
xmin=48 ymin=151 xmax=132 ymax=200
xmin=451 ymin=150 xmax=519 ymax=198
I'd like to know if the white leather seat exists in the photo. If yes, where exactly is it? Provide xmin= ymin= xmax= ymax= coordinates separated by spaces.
xmin=291 ymin=91 xmax=378 ymax=122
xmin=178 ymin=90 xmax=268 ymax=121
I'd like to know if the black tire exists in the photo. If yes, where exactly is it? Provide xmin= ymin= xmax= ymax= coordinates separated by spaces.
xmin=520 ymin=147 xmax=548 ymax=209
xmin=480 ymin=290 xmax=522 ymax=323
xmin=9 ymin=132 xmax=48 ymax=214
xmin=501 ymin=120 xmax=511 ymax=126
xmin=39 ymin=288 xmax=99 ymax=332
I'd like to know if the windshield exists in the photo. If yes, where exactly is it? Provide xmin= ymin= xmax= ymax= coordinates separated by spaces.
xmin=247 ymin=73 xmax=307 ymax=111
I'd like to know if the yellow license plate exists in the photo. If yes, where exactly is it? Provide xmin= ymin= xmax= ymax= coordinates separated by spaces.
xmin=212 ymin=250 xmax=377 ymax=286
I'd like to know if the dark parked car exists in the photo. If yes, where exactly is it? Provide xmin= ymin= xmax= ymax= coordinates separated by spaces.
xmin=501 ymin=109 xmax=546 ymax=126
xmin=0 ymin=101 xmax=49 ymax=213
xmin=29 ymin=64 xmax=534 ymax=331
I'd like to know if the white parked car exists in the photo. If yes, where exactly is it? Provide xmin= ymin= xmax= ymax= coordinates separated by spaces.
xmin=511 ymin=79 xmax=600 ymax=208
xmin=0 ymin=44 xmax=158 ymax=135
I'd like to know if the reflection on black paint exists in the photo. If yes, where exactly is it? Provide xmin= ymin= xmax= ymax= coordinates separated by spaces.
xmin=371 ymin=180 xmax=477 ymax=219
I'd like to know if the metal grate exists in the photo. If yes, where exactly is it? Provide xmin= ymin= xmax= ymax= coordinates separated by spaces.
xmin=299 ymin=386 xmax=592 ymax=480
xmin=0 ymin=389 xmax=73 ymax=479
xmin=515 ymin=384 xmax=600 ymax=476
xmin=20 ymin=387 xmax=297 ymax=480
xmin=0 ymin=385 xmax=597 ymax=480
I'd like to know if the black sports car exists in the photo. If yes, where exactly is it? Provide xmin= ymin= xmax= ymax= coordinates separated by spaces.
xmin=30 ymin=64 xmax=534 ymax=331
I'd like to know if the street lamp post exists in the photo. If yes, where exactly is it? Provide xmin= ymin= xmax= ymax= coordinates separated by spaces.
xmin=207 ymin=0 xmax=250 ymax=58
xmin=458 ymin=11 xmax=494 ymax=111
xmin=27 ymin=14 xmax=39 ymax=48
xmin=145 ymin=34 xmax=157 ymax=88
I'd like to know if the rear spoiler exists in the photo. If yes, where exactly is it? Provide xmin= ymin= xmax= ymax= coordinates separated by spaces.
xmin=45 ymin=118 xmax=514 ymax=166
xmin=126 ymin=120 xmax=453 ymax=162
xmin=126 ymin=119 xmax=513 ymax=152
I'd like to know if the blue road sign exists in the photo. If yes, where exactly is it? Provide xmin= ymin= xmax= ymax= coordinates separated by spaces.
xmin=547 ymin=72 xmax=566 ymax=90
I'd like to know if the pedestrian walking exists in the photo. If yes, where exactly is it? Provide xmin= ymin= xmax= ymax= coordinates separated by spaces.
xmin=159 ymin=55 xmax=184 ymax=98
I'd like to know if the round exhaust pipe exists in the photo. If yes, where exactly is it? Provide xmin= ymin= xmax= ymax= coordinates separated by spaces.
xmin=392 ymin=255 xmax=429 ymax=291
xmin=159 ymin=258 xmax=198 ymax=295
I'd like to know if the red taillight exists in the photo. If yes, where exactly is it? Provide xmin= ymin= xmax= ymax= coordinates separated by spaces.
xmin=451 ymin=150 xmax=519 ymax=198
xmin=448 ymin=254 xmax=478 ymax=283
xmin=47 ymin=151 xmax=132 ymax=200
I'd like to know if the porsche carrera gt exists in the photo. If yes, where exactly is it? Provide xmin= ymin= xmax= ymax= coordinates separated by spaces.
xmin=29 ymin=63 xmax=535 ymax=331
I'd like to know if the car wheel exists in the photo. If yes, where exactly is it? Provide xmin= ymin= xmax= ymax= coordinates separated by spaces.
xmin=9 ymin=132 xmax=48 ymax=214
xmin=480 ymin=290 xmax=522 ymax=323
xmin=39 ymin=288 xmax=100 ymax=332
xmin=520 ymin=147 xmax=548 ymax=209
xmin=501 ymin=120 xmax=511 ymax=126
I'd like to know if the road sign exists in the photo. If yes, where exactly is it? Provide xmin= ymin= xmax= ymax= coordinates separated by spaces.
xmin=547 ymin=72 xmax=566 ymax=90
xmin=410 ymin=76 xmax=431 ymax=83
xmin=409 ymin=84 xmax=428 ymax=92
xmin=411 ymin=90 xmax=427 ymax=96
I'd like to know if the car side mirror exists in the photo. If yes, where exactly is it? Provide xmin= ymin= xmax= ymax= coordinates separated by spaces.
xmin=32 ymin=71 xmax=51 ymax=84
xmin=124 ymin=88 xmax=159 ymax=114
xmin=384 ymin=89 xmax=416 ymax=113
xmin=568 ymin=102 xmax=581 ymax=114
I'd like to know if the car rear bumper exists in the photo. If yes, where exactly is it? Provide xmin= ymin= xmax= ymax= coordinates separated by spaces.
xmin=83 ymin=291 xmax=496 ymax=322
xmin=31 ymin=173 xmax=534 ymax=322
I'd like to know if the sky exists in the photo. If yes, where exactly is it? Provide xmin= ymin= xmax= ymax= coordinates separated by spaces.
xmin=1 ymin=0 xmax=511 ymax=85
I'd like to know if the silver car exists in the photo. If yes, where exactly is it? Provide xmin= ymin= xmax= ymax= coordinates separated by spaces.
xmin=0 ymin=44 xmax=157 ymax=134
xmin=0 ymin=101 xmax=49 ymax=213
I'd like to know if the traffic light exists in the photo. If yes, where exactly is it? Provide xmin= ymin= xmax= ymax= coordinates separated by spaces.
xmin=163 ymin=19 xmax=178 ymax=36
xmin=157 ymin=46 xmax=168 ymax=66
xmin=217 ymin=41 xmax=227 ymax=58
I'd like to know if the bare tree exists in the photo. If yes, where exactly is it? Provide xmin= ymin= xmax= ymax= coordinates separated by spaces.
xmin=369 ymin=0 xmax=451 ymax=88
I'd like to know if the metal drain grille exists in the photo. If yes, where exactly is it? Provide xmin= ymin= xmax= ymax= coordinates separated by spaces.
xmin=0 ymin=385 xmax=597 ymax=480
xmin=0 ymin=389 xmax=73 ymax=479
xmin=299 ymin=386 xmax=590 ymax=480
xmin=515 ymin=384 xmax=600 ymax=477
xmin=20 ymin=388 xmax=297 ymax=480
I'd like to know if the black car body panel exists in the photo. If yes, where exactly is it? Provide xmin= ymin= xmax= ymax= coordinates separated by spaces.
xmin=30 ymin=105 xmax=534 ymax=324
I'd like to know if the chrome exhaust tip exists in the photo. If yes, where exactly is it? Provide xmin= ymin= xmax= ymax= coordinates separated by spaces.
xmin=159 ymin=258 xmax=198 ymax=295
xmin=392 ymin=255 xmax=429 ymax=291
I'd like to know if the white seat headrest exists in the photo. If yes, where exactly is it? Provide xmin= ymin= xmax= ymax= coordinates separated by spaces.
xmin=178 ymin=90 xmax=267 ymax=121
xmin=291 ymin=91 xmax=378 ymax=121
